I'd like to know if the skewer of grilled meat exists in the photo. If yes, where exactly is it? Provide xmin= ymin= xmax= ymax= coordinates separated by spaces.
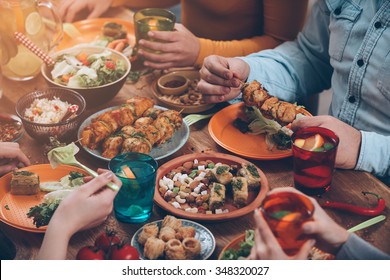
xmin=81 ymin=96 xmax=154 ymax=150
xmin=242 ymin=80 xmax=300 ymax=126
xmin=101 ymin=109 xmax=182 ymax=158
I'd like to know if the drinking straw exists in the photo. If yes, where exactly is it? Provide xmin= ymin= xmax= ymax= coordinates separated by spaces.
xmin=14 ymin=32 xmax=55 ymax=66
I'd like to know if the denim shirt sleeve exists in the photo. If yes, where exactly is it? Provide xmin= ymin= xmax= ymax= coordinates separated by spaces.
xmin=240 ymin=0 xmax=333 ymax=104
xmin=355 ymin=131 xmax=390 ymax=180
xmin=336 ymin=234 xmax=390 ymax=260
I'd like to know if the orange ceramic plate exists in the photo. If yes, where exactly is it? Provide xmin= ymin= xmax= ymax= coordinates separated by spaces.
xmin=0 ymin=164 xmax=87 ymax=233
xmin=154 ymin=152 xmax=269 ymax=222
xmin=58 ymin=18 xmax=134 ymax=50
xmin=208 ymin=102 xmax=311 ymax=160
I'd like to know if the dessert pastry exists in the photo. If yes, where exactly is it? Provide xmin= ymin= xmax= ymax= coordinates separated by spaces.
xmin=144 ymin=237 xmax=165 ymax=260
xmin=10 ymin=170 xmax=40 ymax=195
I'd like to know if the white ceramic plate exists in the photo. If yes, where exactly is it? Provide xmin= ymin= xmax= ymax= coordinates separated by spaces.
xmin=77 ymin=105 xmax=189 ymax=161
xmin=131 ymin=218 xmax=216 ymax=260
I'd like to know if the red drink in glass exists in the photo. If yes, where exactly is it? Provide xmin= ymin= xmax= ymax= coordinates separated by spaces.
xmin=291 ymin=127 xmax=339 ymax=195
xmin=261 ymin=191 xmax=314 ymax=255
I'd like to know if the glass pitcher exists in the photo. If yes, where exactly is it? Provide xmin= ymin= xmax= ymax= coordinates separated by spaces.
xmin=0 ymin=0 xmax=63 ymax=81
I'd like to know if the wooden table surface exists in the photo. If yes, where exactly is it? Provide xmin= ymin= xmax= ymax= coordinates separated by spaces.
xmin=1 ymin=8 xmax=389 ymax=260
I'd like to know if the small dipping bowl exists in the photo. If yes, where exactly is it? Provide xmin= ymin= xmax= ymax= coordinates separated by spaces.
xmin=0 ymin=113 xmax=24 ymax=142
xmin=157 ymin=74 xmax=189 ymax=96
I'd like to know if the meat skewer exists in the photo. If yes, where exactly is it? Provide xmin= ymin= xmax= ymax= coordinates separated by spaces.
xmin=101 ymin=109 xmax=183 ymax=159
xmin=242 ymin=81 xmax=301 ymax=126
xmin=80 ymin=96 xmax=154 ymax=149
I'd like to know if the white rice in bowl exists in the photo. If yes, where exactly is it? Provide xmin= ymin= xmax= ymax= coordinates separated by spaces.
xmin=24 ymin=97 xmax=70 ymax=124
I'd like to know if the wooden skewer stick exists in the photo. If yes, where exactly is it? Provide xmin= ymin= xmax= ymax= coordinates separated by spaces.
xmin=239 ymin=79 xmax=249 ymax=90
xmin=74 ymin=138 xmax=83 ymax=144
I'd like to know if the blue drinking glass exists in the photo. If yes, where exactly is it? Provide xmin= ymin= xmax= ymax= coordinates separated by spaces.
xmin=109 ymin=152 xmax=158 ymax=223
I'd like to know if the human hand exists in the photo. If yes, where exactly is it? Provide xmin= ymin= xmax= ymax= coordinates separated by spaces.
xmin=197 ymin=55 xmax=250 ymax=103
xmin=291 ymin=115 xmax=361 ymax=169
xmin=59 ymin=0 xmax=113 ymax=22
xmin=137 ymin=23 xmax=200 ymax=69
xmin=247 ymin=208 xmax=315 ymax=260
xmin=37 ymin=169 xmax=121 ymax=259
xmin=49 ymin=169 xmax=121 ymax=237
xmin=265 ymin=188 xmax=350 ymax=255
xmin=0 ymin=142 xmax=30 ymax=175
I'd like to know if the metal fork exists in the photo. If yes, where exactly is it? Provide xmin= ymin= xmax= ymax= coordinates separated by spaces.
xmin=183 ymin=113 xmax=214 ymax=126
xmin=48 ymin=144 xmax=119 ymax=191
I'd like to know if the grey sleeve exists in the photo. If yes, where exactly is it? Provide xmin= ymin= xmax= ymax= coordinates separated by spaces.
xmin=335 ymin=234 xmax=390 ymax=260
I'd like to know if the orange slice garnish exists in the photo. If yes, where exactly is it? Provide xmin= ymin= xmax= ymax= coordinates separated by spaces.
xmin=121 ymin=165 xmax=136 ymax=178
xmin=298 ymin=134 xmax=325 ymax=151
xmin=294 ymin=138 xmax=305 ymax=148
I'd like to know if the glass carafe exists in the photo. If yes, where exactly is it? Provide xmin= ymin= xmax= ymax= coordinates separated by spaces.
xmin=0 ymin=0 xmax=63 ymax=81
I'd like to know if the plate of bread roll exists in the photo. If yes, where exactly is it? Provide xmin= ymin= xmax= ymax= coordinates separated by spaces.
xmin=131 ymin=215 xmax=215 ymax=260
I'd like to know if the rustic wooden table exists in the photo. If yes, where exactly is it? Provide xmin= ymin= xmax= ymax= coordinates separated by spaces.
xmin=0 ymin=8 xmax=389 ymax=260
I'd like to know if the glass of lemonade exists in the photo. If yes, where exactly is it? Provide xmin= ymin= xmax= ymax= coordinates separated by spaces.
xmin=261 ymin=190 xmax=314 ymax=255
xmin=0 ymin=0 xmax=62 ymax=81
xmin=291 ymin=127 xmax=339 ymax=195
xmin=109 ymin=152 xmax=158 ymax=223
xmin=133 ymin=8 xmax=176 ymax=55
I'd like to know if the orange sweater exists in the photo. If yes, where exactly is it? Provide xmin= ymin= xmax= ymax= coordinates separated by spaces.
xmin=113 ymin=0 xmax=308 ymax=66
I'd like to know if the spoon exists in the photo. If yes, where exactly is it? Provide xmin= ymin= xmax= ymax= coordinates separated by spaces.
xmin=60 ymin=104 xmax=79 ymax=123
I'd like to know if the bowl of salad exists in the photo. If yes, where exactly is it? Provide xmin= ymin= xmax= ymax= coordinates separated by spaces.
xmin=41 ymin=46 xmax=131 ymax=107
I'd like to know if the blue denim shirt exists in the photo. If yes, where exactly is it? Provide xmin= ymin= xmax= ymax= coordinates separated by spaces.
xmin=241 ymin=0 xmax=390 ymax=183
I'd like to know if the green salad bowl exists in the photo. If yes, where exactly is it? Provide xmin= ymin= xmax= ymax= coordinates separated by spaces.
xmin=41 ymin=46 xmax=131 ymax=108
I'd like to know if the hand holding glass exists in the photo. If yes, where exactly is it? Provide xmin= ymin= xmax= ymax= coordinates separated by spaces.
xmin=261 ymin=191 xmax=314 ymax=255
xmin=292 ymin=127 xmax=339 ymax=195
xmin=134 ymin=8 xmax=176 ymax=55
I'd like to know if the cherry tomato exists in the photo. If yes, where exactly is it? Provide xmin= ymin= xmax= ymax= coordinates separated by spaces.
xmin=109 ymin=244 xmax=139 ymax=260
xmin=105 ymin=61 xmax=116 ymax=69
xmin=76 ymin=246 xmax=105 ymax=260
xmin=94 ymin=230 xmax=121 ymax=252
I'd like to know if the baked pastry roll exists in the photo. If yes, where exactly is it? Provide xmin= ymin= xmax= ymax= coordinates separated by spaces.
xmin=231 ymin=177 xmax=249 ymax=207
xmin=10 ymin=170 xmax=40 ymax=195
xmin=211 ymin=163 xmax=233 ymax=185
xmin=138 ymin=222 xmax=159 ymax=245
xmin=238 ymin=163 xmax=261 ymax=189
xmin=162 ymin=215 xmax=182 ymax=231
xmin=144 ymin=237 xmax=165 ymax=260
xmin=175 ymin=226 xmax=196 ymax=241
xmin=159 ymin=226 xmax=176 ymax=242
xmin=165 ymin=239 xmax=186 ymax=260
xmin=182 ymin=237 xmax=201 ymax=259
xmin=209 ymin=183 xmax=226 ymax=211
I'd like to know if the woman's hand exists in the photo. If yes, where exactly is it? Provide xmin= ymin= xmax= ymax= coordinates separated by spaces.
xmin=50 ymin=169 xmax=122 ymax=235
xmin=59 ymin=0 xmax=113 ymax=22
xmin=138 ymin=23 xmax=200 ymax=69
xmin=0 ymin=142 xmax=30 ymax=175
xmin=291 ymin=116 xmax=361 ymax=169
xmin=248 ymin=187 xmax=350 ymax=260
xmin=37 ymin=169 xmax=121 ymax=259
xmin=247 ymin=208 xmax=315 ymax=260
xmin=197 ymin=55 xmax=250 ymax=103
